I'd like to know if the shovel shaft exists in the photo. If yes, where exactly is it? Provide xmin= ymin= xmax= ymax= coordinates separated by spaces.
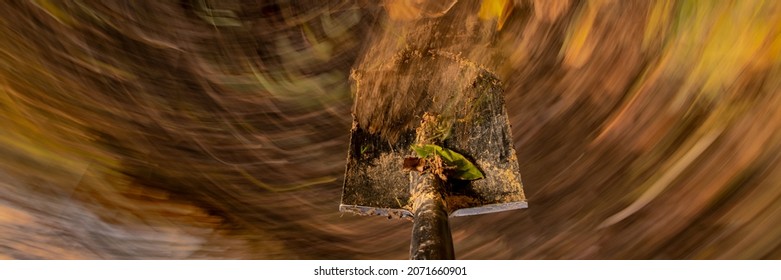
xmin=409 ymin=172 xmax=454 ymax=260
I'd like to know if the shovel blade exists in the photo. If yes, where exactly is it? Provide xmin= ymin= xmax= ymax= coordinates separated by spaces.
xmin=340 ymin=56 xmax=526 ymax=218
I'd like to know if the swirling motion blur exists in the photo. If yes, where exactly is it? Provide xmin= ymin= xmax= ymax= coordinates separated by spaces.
xmin=1 ymin=0 xmax=781 ymax=259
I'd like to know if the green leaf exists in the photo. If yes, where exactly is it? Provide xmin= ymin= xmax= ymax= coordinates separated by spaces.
xmin=411 ymin=144 xmax=484 ymax=180
xmin=436 ymin=147 xmax=485 ymax=180
xmin=412 ymin=144 xmax=437 ymax=158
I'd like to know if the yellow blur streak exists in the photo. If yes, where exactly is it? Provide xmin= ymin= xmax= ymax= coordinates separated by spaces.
xmin=560 ymin=0 xmax=612 ymax=68
xmin=478 ymin=0 xmax=514 ymax=31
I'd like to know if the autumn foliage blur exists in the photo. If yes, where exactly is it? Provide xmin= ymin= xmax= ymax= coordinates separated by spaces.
xmin=1 ymin=0 xmax=781 ymax=259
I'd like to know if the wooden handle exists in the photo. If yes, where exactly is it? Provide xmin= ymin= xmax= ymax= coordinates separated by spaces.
xmin=409 ymin=171 xmax=454 ymax=260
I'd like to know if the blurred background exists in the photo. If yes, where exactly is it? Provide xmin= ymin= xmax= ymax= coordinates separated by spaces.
xmin=1 ymin=0 xmax=781 ymax=259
